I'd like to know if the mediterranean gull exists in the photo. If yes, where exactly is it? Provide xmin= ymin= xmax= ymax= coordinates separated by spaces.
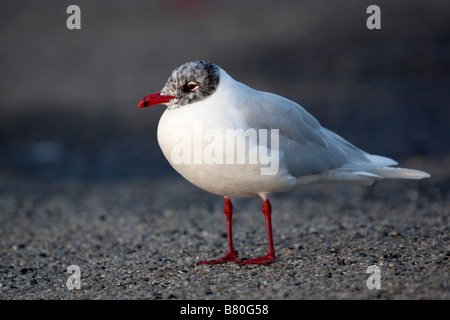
xmin=138 ymin=60 xmax=430 ymax=265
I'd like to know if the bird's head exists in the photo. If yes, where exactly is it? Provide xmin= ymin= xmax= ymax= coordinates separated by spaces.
xmin=138 ymin=60 xmax=220 ymax=110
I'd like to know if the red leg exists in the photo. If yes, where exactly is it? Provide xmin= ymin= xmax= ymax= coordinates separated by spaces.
xmin=241 ymin=199 xmax=276 ymax=265
xmin=197 ymin=197 xmax=241 ymax=264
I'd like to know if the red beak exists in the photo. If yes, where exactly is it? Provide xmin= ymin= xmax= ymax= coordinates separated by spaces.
xmin=138 ymin=92 xmax=176 ymax=108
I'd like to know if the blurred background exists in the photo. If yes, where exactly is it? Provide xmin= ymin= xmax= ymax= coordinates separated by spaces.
xmin=0 ymin=0 xmax=449 ymax=181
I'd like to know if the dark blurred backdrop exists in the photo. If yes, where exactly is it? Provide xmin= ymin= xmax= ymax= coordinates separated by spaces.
xmin=0 ymin=0 xmax=449 ymax=180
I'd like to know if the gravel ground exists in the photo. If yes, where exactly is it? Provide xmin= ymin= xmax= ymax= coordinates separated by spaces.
xmin=0 ymin=157 xmax=448 ymax=300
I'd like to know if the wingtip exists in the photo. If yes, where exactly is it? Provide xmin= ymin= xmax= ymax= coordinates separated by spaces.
xmin=368 ymin=167 xmax=431 ymax=180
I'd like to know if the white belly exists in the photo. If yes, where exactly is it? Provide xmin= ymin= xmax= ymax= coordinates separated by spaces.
xmin=156 ymin=103 xmax=295 ymax=198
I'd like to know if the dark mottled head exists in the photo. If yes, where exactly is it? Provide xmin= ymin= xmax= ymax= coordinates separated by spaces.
xmin=160 ymin=60 xmax=220 ymax=109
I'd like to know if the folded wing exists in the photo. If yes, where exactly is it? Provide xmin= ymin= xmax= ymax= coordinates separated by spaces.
xmin=235 ymin=86 xmax=430 ymax=183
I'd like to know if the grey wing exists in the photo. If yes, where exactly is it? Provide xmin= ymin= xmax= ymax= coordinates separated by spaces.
xmin=236 ymin=89 xmax=396 ymax=177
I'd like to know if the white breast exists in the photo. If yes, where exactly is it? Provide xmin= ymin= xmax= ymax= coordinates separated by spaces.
xmin=156 ymin=72 xmax=296 ymax=198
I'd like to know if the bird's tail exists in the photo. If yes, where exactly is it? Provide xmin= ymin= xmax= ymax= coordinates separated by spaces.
xmin=364 ymin=167 xmax=431 ymax=180
xmin=295 ymin=152 xmax=430 ymax=187
xmin=295 ymin=167 xmax=430 ymax=187
xmin=342 ymin=153 xmax=431 ymax=182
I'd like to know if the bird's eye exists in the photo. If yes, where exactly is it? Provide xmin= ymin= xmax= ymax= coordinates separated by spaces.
xmin=185 ymin=81 xmax=198 ymax=92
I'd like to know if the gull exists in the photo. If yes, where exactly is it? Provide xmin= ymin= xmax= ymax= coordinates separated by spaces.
xmin=138 ymin=60 xmax=430 ymax=265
